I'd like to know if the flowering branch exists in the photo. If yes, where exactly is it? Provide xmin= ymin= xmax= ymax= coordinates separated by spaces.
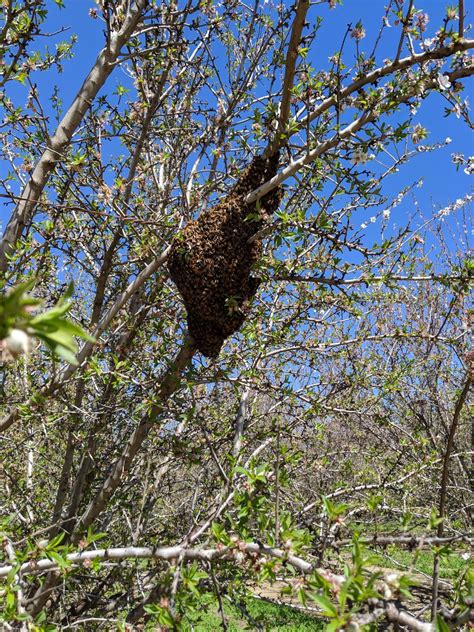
xmin=256 ymin=38 xmax=474 ymax=188
xmin=246 ymin=59 xmax=474 ymax=203
xmin=1 ymin=542 xmax=470 ymax=631
xmin=0 ymin=0 xmax=149 ymax=273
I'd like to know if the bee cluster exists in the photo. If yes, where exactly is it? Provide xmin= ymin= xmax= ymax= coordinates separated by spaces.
xmin=168 ymin=153 xmax=281 ymax=358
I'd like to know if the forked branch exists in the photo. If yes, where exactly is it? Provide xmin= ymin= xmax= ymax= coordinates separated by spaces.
xmin=0 ymin=0 xmax=149 ymax=273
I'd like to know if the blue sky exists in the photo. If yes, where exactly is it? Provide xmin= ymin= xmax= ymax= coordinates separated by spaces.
xmin=44 ymin=1 xmax=472 ymax=203
xmin=1 ymin=0 xmax=472 ymax=245
xmin=318 ymin=1 xmax=473 ymax=209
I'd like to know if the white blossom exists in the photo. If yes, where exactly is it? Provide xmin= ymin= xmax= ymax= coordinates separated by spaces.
xmin=438 ymin=193 xmax=474 ymax=217
xmin=412 ymin=123 xmax=427 ymax=144
xmin=452 ymin=103 xmax=462 ymax=118
xmin=351 ymin=23 xmax=366 ymax=40
xmin=351 ymin=147 xmax=373 ymax=165
xmin=416 ymin=12 xmax=429 ymax=32
xmin=437 ymin=73 xmax=451 ymax=91
xmin=416 ymin=81 xmax=426 ymax=95
xmin=464 ymin=156 xmax=474 ymax=175
xmin=4 ymin=329 xmax=31 ymax=358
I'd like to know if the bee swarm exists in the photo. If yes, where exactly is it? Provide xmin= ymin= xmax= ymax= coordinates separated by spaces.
xmin=168 ymin=153 xmax=281 ymax=358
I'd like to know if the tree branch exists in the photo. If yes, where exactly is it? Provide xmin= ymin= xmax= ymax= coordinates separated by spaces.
xmin=0 ymin=247 xmax=171 ymax=433
xmin=3 ymin=541 xmax=468 ymax=631
xmin=73 ymin=334 xmax=196 ymax=537
xmin=245 ymin=59 xmax=474 ymax=204
xmin=266 ymin=0 xmax=310 ymax=156
xmin=459 ymin=0 xmax=465 ymax=38
xmin=303 ymin=39 xmax=474 ymax=133
xmin=0 ymin=0 xmax=149 ymax=273
xmin=431 ymin=373 xmax=472 ymax=619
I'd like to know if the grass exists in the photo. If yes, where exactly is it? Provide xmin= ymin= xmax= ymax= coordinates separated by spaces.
xmin=369 ymin=545 xmax=471 ymax=581
xmin=180 ymin=542 xmax=471 ymax=630
xmin=182 ymin=594 xmax=325 ymax=631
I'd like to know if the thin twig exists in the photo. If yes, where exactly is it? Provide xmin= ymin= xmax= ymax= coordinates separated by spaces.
xmin=3 ymin=537 xmax=26 ymax=621
xmin=208 ymin=563 xmax=228 ymax=631
xmin=274 ymin=418 xmax=281 ymax=547
xmin=459 ymin=0 xmax=464 ymax=38
xmin=395 ymin=0 xmax=414 ymax=63
xmin=431 ymin=374 xmax=472 ymax=620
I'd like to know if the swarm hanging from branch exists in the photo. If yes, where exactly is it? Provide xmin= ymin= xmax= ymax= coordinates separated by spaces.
xmin=168 ymin=153 xmax=281 ymax=357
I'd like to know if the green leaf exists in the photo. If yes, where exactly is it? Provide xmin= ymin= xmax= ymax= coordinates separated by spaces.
xmin=6 ymin=563 xmax=20 ymax=584
xmin=310 ymin=592 xmax=338 ymax=617
xmin=45 ymin=550 xmax=70 ymax=570
xmin=48 ymin=344 xmax=79 ymax=366
xmin=51 ymin=318 xmax=95 ymax=341
xmin=15 ymin=72 xmax=28 ymax=84
xmin=29 ymin=302 xmax=71 ymax=324
xmin=435 ymin=615 xmax=451 ymax=632
xmin=47 ymin=533 xmax=65 ymax=549
xmin=86 ymin=526 xmax=107 ymax=544
xmin=35 ymin=328 xmax=78 ymax=352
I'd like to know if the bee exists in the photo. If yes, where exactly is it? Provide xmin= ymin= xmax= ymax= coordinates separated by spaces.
xmin=168 ymin=153 xmax=282 ymax=358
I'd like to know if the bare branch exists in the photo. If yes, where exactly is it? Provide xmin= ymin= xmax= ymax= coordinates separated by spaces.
xmin=3 ymin=537 xmax=26 ymax=619
xmin=432 ymin=373 xmax=472 ymax=619
xmin=394 ymin=0 xmax=414 ymax=63
xmin=459 ymin=0 xmax=465 ymax=38
xmin=73 ymin=334 xmax=196 ymax=537
xmin=0 ymin=542 xmax=306 ymax=578
xmin=273 ymin=273 xmax=468 ymax=286
xmin=267 ymin=0 xmax=310 ymax=156
xmin=4 ymin=542 xmax=469 ymax=631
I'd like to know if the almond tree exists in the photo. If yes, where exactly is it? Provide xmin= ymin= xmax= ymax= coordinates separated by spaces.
xmin=0 ymin=0 xmax=472 ymax=628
